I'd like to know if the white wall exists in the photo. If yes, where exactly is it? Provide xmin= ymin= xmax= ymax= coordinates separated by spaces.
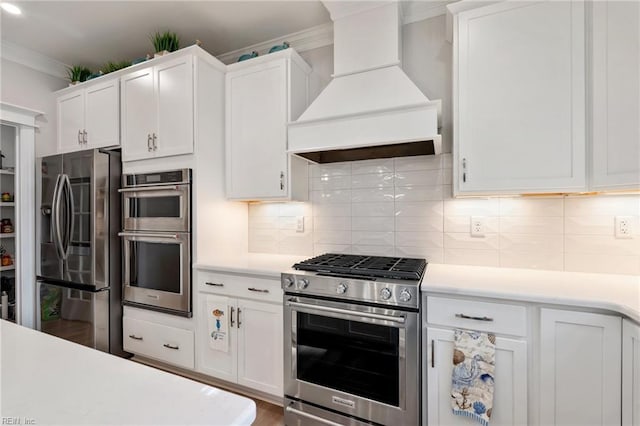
xmin=0 ymin=58 xmax=67 ymax=157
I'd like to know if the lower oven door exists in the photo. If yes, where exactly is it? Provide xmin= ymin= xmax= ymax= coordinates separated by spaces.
xmin=284 ymin=295 xmax=419 ymax=426
xmin=120 ymin=231 xmax=191 ymax=314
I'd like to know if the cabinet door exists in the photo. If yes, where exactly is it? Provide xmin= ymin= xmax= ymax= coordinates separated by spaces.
xmin=57 ymin=91 xmax=84 ymax=153
xmin=540 ymin=309 xmax=622 ymax=425
xmin=236 ymin=299 xmax=283 ymax=396
xmin=85 ymin=80 xmax=119 ymax=149
xmin=592 ymin=0 xmax=640 ymax=190
xmin=425 ymin=327 xmax=528 ymax=426
xmin=196 ymin=295 xmax=238 ymax=383
xmin=454 ymin=1 xmax=586 ymax=194
xmin=226 ymin=59 xmax=288 ymax=199
xmin=623 ymin=319 xmax=640 ymax=426
xmin=155 ymin=55 xmax=194 ymax=158
xmin=121 ymin=67 xmax=155 ymax=161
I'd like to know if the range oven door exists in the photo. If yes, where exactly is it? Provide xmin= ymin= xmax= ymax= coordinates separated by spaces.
xmin=284 ymin=295 xmax=419 ymax=426
xmin=120 ymin=183 xmax=190 ymax=232
xmin=120 ymin=231 xmax=191 ymax=314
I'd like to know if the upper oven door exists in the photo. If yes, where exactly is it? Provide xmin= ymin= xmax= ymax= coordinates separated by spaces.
xmin=284 ymin=295 xmax=419 ymax=426
xmin=121 ymin=184 xmax=190 ymax=232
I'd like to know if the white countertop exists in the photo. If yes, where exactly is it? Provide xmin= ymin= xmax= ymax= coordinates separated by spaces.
xmin=195 ymin=253 xmax=307 ymax=279
xmin=423 ymin=263 xmax=640 ymax=324
xmin=0 ymin=321 xmax=256 ymax=425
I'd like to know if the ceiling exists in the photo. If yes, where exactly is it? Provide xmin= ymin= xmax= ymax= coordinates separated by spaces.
xmin=0 ymin=1 xmax=331 ymax=69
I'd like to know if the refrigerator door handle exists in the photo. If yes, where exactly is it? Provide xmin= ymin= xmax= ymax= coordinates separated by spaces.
xmin=51 ymin=174 xmax=65 ymax=260
xmin=61 ymin=174 xmax=75 ymax=259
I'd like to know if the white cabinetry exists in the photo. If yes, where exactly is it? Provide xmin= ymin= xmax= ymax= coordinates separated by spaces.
xmin=623 ymin=319 xmax=640 ymax=426
xmin=121 ymin=55 xmax=193 ymax=161
xmin=451 ymin=0 xmax=586 ymax=195
xmin=424 ymin=296 xmax=528 ymax=426
xmin=539 ymin=308 xmax=622 ymax=426
xmin=591 ymin=0 xmax=640 ymax=190
xmin=225 ymin=49 xmax=310 ymax=201
xmin=196 ymin=270 xmax=283 ymax=397
xmin=57 ymin=79 xmax=119 ymax=153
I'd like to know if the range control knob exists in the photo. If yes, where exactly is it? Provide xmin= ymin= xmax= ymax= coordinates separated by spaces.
xmin=283 ymin=277 xmax=294 ymax=288
xmin=380 ymin=288 xmax=392 ymax=300
xmin=336 ymin=282 xmax=348 ymax=294
xmin=399 ymin=289 xmax=412 ymax=302
xmin=298 ymin=278 xmax=310 ymax=290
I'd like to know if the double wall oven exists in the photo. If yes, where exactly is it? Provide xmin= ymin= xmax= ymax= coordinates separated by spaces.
xmin=119 ymin=169 xmax=192 ymax=316
xmin=282 ymin=254 xmax=425 ymax=426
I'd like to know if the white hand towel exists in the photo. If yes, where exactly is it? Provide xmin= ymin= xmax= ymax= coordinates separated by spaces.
xmin=206 ymin=295 xmax=229 ymax=353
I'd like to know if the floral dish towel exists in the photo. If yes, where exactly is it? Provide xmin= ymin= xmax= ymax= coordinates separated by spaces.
xmin=451 ymin=329 xmax=496 ymax=426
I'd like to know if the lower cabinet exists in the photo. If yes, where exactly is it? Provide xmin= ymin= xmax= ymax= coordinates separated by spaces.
xmin=539 ymin=308 xmax=622 ymax=426
xmin=623 ymin=319 xmax=640 ymax=426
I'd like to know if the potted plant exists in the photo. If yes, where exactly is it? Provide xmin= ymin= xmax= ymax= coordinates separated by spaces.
xmin=66 ymin=65 xmax=92 ymax=86
xmin=101 ymin=60 xmax=132 ymax=75
xmin=151 ymin=31 xmax=180 ymax=57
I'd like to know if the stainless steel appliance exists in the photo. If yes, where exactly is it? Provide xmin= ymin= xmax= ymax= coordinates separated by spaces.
xmin=120 ymin=169 xmax=191 ymax=316
xmin=37 ymin=149 xmax=125 ymax=355
xmin=282 ymin=254 xmax=426 ymax=426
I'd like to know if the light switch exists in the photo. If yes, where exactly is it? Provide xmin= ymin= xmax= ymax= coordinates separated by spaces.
xmin=296 ymin=216 xmax=304 ymax=233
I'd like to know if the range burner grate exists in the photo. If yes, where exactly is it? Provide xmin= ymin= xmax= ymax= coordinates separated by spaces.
xmin=293 ymin=254 xmax=427 ymax=281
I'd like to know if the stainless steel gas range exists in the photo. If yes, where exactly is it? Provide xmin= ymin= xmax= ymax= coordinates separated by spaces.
xmin=282 ymin=254 xmax=426 ymax=426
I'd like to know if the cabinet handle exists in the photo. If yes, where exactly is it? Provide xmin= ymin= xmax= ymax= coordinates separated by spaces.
xmin=78 ymin=130 xmax=83 ymax=145
xmin=152 ymin=133 xmax=157 ymax=151
xmin=83 ymin=129 xmax=88 ymax=144
xmin=462 ymin=158 xmax=467 ymax=183
xmin=128 ymin=334 xmax=143 ymax=341
xmin=163 ymin=343 xmax=179 ymax=350
xmin=147 ymin=134 xmax=152 ymax=151
xmin=205 ymin=282 xmax=224 ymax=287
xmin=431 ymin=339 xmax=435 ymax=368
xmin=280 ymin=171 xmax=285 ymax=191
xmin=455 ymin=313 xmax=494 ymax=322
xmin=230 ymin=306 xmax=235 ymax=327
xmin=247 ymin=287 xmax=269 ymax=293
xmin=237 ymin=308 xmax=242 ymax=328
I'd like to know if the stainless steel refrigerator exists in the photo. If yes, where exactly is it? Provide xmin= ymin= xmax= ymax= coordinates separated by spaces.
xmin=37 ymin=149 xmax=126 ymax=356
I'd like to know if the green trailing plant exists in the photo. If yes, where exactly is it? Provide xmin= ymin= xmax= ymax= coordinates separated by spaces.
xmin=66 ymin=65 xmax=92 ymax=83
xmin=101 ymin=60 xmax=132 ymax=74
xmin=151 ymin=31 xmax=180 ymax=53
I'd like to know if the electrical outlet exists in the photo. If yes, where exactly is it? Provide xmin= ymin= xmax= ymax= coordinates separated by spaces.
xmin=615 ymin=216 xmax=633 ymax=239
xmin=470 ymin=216 xmax=485 ymax=238
xmin=296 ymin=216 xmax=304 ymax=233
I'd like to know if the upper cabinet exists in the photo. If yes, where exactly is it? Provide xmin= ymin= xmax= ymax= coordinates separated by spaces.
xmin=121 ymin=54 xmax=194 ymax=162
xmin=57 ymin=79 xmax=119 ymax=153
xmin=591 ymin=0 xmax=640 ymax=191
xmin=225 ymin=49 xmax=311 ymax=201
xmin=452 ymin=0 xmax=586 ymax=195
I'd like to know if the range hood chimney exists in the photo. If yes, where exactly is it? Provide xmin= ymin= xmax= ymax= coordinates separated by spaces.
xmin=288 ymin=0 xmax=442 ymax=163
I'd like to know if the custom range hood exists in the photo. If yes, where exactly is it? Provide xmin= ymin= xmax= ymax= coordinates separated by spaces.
xmin=288 ymin=0 xmax=442 ymax=164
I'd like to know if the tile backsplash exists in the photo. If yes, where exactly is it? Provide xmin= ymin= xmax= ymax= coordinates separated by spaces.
xmin=248 ymin=155 xmax=640 ymax=276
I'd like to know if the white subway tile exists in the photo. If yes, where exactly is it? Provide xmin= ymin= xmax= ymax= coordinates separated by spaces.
xmin=441 ymin=153 xmax=453 ymax=170
xmin=396 ymin=232 xmax=444 ymax=248
xmin=314 ymin=216 xmax=351 ymax=232
xmin=442 ymin=185 xmax=454 ymax=200
xmin=352 ymin=231 xmax=395 ymax=246
xmin=352 ymin=216 xmax=394 ymax=232
xmin=351 ymin=172 xmax=394 ymax=188
xmin=499 ymin=198 xmax=563 ymax=216
xmin=500 ymin=234 xmax=563 ymax=252
xmin=564 ymin=195 xmax=640 ymax=216
xmin=395 ymin=246 xmax=444 ymax=263
xmin=444 ymin=198 xmax=500 ymax=216
xmin=444 ymin=233 xmax=500 ymax=250
xmin=278 ymin=216 xmax=313 ymax=232
xmin=443 ymin=171 xmax=453 ymax=185
xmin=248 ymin=229 xmax=279 ymax=253
xmin=395 ymin=169 xmax=445 ymax=186
xmin=351 ymin=245 xmax=395 ymax=256
xmin=248 ymin=202 xmax=281 ymax=217
xmin=313 ymin=203 xmax=351 ymax=217
xmin=444 ymin=216 xmax=499 ymax=233
xmin=564 ymin=252 xmax=640 ymax=275
xmin=565 ymin=235 xmax=640 ymax=256
xmin=396 ymin=216 xmax=444 ymax=233
xmin=395 ymin=201 xmax=443 ymax=217
xmin=248 ymin=216 xmax=279 ymax=229
xmin=311 ymin=175 xmax=352 ymax=191
xmin=499 ymin=216 xmax=564 ymax=235
xmin=279 ymin=202 xmax=312 ymax=217
xmin=564 ymin=216 xmax=616 ymax=236
xmin=277 ymin=231 xmax=313 ymax=255
xmin=352 ymin=202 xmax=395 ymax=217
xmin=351 ymin=187 xmax=395 ymax=203
xmin=499 ymin=250 xmax=564 ymax=271
xmin=313 ymin=244 xmax=352 ymax=255
xmin=395 ymin=185 xmax=444 ymax=202
xmin=311 ymin=189 xmax=352 ymax=204
xmin=394 ymin=155 xmax=442 ymax=172
xmin=444 ymin=248 xmax=499 ymax=267
xmin=313 ymin=230 xmax=351 ymax=245
xmin=311 ymin=162 xmax=351 ymax=178
xmin=351 ymin=158 xmax=394 ymax=175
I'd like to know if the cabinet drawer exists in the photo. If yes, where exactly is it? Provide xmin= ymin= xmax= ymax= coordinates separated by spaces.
xmin=197 ymin=270 xmax=282 ymax=303
xmin=426 ymin=296 xmax=527 ymax=337
xmin=123 ymin=317 xmax=194 ymax=369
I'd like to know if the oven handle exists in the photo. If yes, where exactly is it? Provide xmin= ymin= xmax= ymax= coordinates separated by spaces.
xmin=118 ymin=185 xmax=182 ymax=193
xmin=285 ymin=406 xmax=344 ymax=426
xmin=286 ymin=300 xmax=406 ymax=325
xmin=118 ymin=232 xmax=179 ymax=239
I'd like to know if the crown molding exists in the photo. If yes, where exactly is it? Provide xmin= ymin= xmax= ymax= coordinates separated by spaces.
xmin=1 ymin=41 xmax=68 ymax=80
xmin=401 ymin=1 xmax=456 ymax=25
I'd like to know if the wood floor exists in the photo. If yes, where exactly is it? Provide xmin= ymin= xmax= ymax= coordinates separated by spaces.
xmin=252 ymin=399 xmax=284 ymax=426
